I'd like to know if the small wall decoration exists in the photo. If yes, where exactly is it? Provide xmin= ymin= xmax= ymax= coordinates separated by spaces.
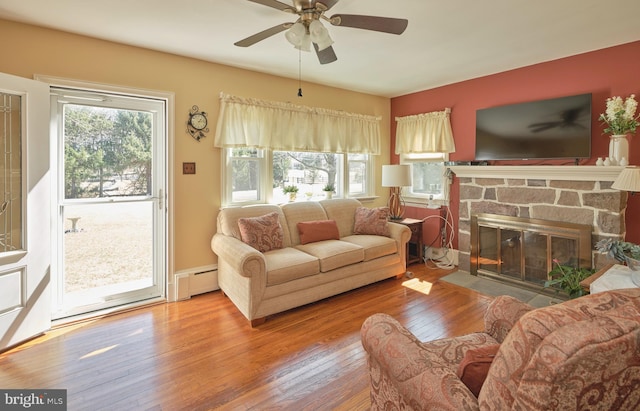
xmin=187 ymin=105 xmax=209 ymax=141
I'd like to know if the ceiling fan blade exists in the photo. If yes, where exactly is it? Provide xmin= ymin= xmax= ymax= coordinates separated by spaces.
xmin=234 ymin=23 xmax=293 ymax=47
xmin=329 ymin=14 xmax=408 ymax=35
xmin=314 ymin=43 xmax=337 ymax=64
xmin=246 ymin=0 xmax=295 ymax=12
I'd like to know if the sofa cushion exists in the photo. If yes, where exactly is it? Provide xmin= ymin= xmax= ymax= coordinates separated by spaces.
xmin=281 ymin=202 xmax=329 ymax=246
xmin=264 ymin=247 xmax=320 ymax=286
xmin=353 ymin=207 xmax=390 ymax=237
xmin=320 ymin=198 xmax=362 ymax=237
xmin=341 ymin=234 xmax=397 ymax=261
xmin=296 ymin=240 xmax=364 ymax=272
xmin=237 ymin=212 xmax=284 ymax=252
xmin=297 ymin=220 xmax=340 ymax=244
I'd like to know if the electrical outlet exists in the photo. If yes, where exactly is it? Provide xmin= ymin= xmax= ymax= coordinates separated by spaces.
xmin=183 ymin=162 xmax=196 ymax=174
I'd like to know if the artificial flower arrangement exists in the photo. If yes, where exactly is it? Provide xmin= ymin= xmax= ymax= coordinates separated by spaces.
xmin=599 ymin=94 xmax=639 ymax=135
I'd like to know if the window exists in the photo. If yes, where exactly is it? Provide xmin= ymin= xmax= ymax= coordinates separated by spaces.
xmin=222 ymin=148 xmax=373 ymax=206
xmin=401 ymin=152 xmax=451 ymax=207
xmin=227 ymin=147 xmax=264 ymax=203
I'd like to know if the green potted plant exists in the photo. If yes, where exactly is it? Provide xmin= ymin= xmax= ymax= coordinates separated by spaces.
xmin=544 ymin=259 xmax=595 ymax=299
xmin=595 ymin=239 xmax=640 ymax=286
xmin=323 ymin=183 xmax=335 ymax=199
xmin=283 ymin=185 xmax=298 ymax=201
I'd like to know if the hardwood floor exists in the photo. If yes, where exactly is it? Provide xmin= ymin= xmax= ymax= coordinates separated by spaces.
xmin=0 ymin=264 xmax=494 ymax=410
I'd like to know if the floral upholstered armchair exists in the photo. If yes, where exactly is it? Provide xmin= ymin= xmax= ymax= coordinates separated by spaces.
xmin=361 ymin=288 xmax=640 ymax=410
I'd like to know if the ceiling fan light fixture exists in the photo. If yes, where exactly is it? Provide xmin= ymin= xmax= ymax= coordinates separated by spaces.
xmin=295 ymin=33 xmax=312 ymax=52
xmin=309 ymin=20 xmax=333 ymax=51
xmin=285 ymin=22 xmax=307 ymax=47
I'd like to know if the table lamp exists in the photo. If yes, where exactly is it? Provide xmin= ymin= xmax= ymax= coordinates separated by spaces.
xmin=612 ymin=166 xmax=640 ymax=194
xmin=382 ymin=164 xmax=412 ymax=220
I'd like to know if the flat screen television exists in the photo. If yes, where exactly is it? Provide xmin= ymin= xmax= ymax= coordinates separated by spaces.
xmin=475 ymin=93 xmax=592 ymax=160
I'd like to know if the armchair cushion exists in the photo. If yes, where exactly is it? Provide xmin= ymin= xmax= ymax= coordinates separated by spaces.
xmin=479 ymin=288 xmax=640 ymax=410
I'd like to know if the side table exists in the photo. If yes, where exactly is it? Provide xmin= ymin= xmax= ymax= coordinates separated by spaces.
xmin=580 ymin=264 xmax=612 ymax=293
xmin=580 ymin=264 xmax=640 ymax=294
xmin=397 ymin=218 xmax=423 ymax=266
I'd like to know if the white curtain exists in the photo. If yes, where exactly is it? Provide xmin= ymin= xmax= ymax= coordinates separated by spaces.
xmin=395 ymin=108 xmax=455 ymax=154
xmin=214 ymin=93 xmax=381 ymax=154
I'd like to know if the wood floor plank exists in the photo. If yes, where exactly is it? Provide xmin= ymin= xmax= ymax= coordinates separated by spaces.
xmin=0 ymin=264 xmax=493 ymax=410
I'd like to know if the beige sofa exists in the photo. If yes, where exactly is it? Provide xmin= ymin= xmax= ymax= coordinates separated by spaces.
xmin=211 ymin=198 xmax=411 ymax=326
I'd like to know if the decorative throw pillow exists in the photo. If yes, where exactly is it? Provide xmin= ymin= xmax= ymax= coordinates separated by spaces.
xmin=237 ymin=212 xmax=284 ymax=253
xmin=353 ymin=207 xmax=390 ymax=237
xmin=297 ymin=220 xmax=340 ymax=244
xmin=456 ymin=344 xmax=501 ymax=397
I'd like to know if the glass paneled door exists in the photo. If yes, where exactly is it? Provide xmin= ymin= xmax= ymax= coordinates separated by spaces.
xmin=52 ymin=87 xmax=167 ymax=319
xmin=0 ymin=72 xmax=50 ymax=350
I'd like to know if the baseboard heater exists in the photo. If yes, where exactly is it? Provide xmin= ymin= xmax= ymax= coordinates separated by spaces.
xmin=173 ymin=265 xmax=218 ymax=301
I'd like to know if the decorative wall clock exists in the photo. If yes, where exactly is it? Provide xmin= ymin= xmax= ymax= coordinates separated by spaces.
xmin=187 ymin=105 xmax=209 ymax=141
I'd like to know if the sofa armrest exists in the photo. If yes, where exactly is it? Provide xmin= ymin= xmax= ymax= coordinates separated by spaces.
xmin=483 ymin=295 xmax=535 ymax=343
xmin=361 ymin=313 xmax=479 ymax=410
xmin=211 ymin=233 xmax=266 ymax=278
xmin=387 ymin=222 xmax=411 ymax=266
xmin=387 ymin=221 xmax=411 ymax=244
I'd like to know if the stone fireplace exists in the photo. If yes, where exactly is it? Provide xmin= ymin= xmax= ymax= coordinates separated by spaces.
xmin=449 ymin=165 xmax=627 ymax=286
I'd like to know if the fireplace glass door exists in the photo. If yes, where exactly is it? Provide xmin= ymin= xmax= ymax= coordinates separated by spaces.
xmin=472 ymin=214 xmax=592 ymax=290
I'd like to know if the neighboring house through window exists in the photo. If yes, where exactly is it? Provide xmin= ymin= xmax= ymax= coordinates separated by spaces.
xmin=215 ymin=93 xmax=380 ymax=206
xmin=222 ymin=148 xmax=373 ymax=206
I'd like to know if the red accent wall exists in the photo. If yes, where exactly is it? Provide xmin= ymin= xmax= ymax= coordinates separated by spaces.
xmin=391 ymin=40 xmax=640 ymax=247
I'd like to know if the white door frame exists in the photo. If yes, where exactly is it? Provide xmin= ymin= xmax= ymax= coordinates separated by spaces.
xmin=37 ymin=75 xmax=174 ymax=322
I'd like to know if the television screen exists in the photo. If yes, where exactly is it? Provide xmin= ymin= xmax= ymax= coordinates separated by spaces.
xmin=475 ymin=93 xmax=592 ymax=160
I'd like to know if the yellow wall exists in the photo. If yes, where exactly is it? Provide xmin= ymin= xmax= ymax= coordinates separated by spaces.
xmin=0 ymin=19 xmax=391 ymax=273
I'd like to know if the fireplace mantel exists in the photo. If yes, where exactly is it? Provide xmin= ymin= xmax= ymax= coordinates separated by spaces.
xmin=448 ymin=165 xmax=624 ymax=182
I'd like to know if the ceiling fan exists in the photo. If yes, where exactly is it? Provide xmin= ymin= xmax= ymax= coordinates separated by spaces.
xmin=234 ymin=0 xmax=409 ymax=64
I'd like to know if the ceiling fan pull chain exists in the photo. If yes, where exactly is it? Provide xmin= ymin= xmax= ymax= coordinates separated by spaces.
xmin=297 ymin=48 xmax=303 ymax=97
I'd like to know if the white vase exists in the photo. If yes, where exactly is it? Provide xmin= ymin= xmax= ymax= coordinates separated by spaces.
xmin=609 ymin=134 xmax=630 ymax=166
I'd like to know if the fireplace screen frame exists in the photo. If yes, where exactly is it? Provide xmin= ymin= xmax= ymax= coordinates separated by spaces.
xmin=470 ymin=213 xmax=592 ymax=291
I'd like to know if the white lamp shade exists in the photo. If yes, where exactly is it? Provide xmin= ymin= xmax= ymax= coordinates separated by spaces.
xmin=309 ymin=20 xmax=334 ymax=51
xmin=382 ymin=164 xmax=412 ymax=187
xmin=285 ymin=22 xmax=306 ymax=47
xmin=295 ymin=33 xmax=311 ymax=51
xmin=612 ymin=166 xmax=640 ymax=192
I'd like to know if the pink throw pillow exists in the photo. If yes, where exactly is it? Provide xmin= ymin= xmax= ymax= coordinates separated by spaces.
xmin=237 ymin=212 xmax=284 ymax=252
xmin=353 ymin=207 xmax=390 ymax=237
xmin=297 ymin=220 xmax=340 ymax=244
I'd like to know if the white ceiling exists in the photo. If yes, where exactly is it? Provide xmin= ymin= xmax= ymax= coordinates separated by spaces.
xmin=1 ymin=0 xmax=639 ymax=98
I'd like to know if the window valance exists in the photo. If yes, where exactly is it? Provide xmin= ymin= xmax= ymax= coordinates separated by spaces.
xmin=214 ymin=93 xmax=381 ymax=154
xmin=395 ymin=108 xmax=455 ymax=154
